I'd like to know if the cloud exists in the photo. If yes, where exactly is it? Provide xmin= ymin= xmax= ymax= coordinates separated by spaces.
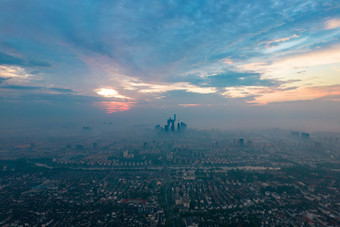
xmin=0 ymin=65 xmax=33 ymax=78
xmin=206 ymin=71 xmax=278 ymax=87
xmin=0 ymin=52 xmax=24 ymax=65
xmin=169 ymin=69 xmax=280 ymax=89
xmin=124 ymin=81 xmax=217 ymax=94
xmin=179 ymin=104 xmax=201 ymax=107
xmin=325 ymin=18 xmax=340 ymax=30
xmin=0 ymin=77 xmax=9 ymax=84
xmin=49 ymin=87 xmax=74 ymax=93
xmin=252 ymin=85 xmax=340 ymax=105
xmin=2 ymin=0 xmax=333 ymax=81
xmin=222 ymin=58 xmax=233 ymax=65
xmin=237 ymin=44 xmax=340 ymax=86
xmin=222 ymin=85 xmax=340 ymax=105
xmin=27 ymin=60 xmax=51 ymax=67
xmin=272 ymin=45 xmax=340 ymax=69
xmin=222 ymin=44 xmax=340 ymax=104
xmin=222 ymin=86 xmax=273 ymax=99
xmin=265 ymin=34 xmax=299 ymax=46
xmin=1 ymin=85 xmax=39 ymax=90
xmin=262 ymin=38 xmax=307 ymax=54
xmin=1 ymin=0 xmax=340 ymax=117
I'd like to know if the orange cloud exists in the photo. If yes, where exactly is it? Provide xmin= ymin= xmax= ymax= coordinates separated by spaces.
xmin=95 ymin=101 xmax=135 ymax=113
xmin=0 ymin=65 xmax=32 ymax=78
xmin=222 ymin=85 xmax=340 ymax=105
xmin=222 ymin=58 xmax=233 ymax=65
xmin=325 ymin=18 xmax=340 ymax=30
xmin=222 ymin=86 xmax=273 ymax=98
xmin=251 ymin=85 xmax=340 ymax=105
xmin=237 ymin=44 xmax=340 ymax=87
xmin=265 ymin=34 xmax=299 ymax=46
xmin=272 ymin=45 xmax=340 ymax=70
xmin=179 ymin=104 xmax=201 ymax=107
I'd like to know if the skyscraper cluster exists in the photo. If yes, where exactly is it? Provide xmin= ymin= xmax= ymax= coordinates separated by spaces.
xmin=155 ymin=114 xmax=187 ymax=132
xmin=290 ymin=131 xmax=310 ymax=139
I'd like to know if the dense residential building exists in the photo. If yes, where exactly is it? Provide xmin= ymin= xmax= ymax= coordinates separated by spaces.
xmin=0 ymin=128 xmax=339 ymax=226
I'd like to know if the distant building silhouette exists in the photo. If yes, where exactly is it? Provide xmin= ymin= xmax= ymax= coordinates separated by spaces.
xmin=291 ymin=131 xmax=310 ymax=140
xmin=301 ymin=132 xmax=310 ymax=139
xmin=290 ymin=131 xmax=300 ymax=137
xmin=155 ymin=114 xmax=187 ymax=133
xmin=76 ymin=145 xmax=84 ymax=150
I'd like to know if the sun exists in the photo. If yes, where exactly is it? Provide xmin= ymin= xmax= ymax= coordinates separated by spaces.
xmin=95 ymin=88 xmax=131 ymax=99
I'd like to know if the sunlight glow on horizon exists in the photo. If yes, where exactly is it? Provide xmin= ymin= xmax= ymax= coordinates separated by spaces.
xmin=95 ymin=101 xmax=135 ymax=113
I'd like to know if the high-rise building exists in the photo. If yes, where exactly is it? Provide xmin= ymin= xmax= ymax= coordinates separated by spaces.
xmin=171 ymin=122 xmax=175 ymax=131
xmin=180 ymin=122 xmax=187 ymax=129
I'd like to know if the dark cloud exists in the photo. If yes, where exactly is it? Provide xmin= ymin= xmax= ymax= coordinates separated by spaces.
xmin=49 ymin=87 xmax=74 ymax=93
xmin=1 ymin=85 xmax=40 ymax=90
xmin=0 ymin=85 xmax=73 ymax=92
xmin=207 ymin=72 xmax=276 ymax=87
xmin=7 ymin=92 xmax=97 ymax=103
xmin=0 ymin=52 xmax=24 ymax=65
xmin=0 ymin=52 xmax=51 ymax=67
xmin=178 ymin=71 xmax=280 ymax=88
xmin=0 ymin=77 xmax=9 ymax=84
xmin=27 ymin=60 xmax=51 ymax=67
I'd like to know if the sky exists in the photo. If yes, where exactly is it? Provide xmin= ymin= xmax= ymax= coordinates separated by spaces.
xmin=0 ymin=0 xmax=340 ymax=133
